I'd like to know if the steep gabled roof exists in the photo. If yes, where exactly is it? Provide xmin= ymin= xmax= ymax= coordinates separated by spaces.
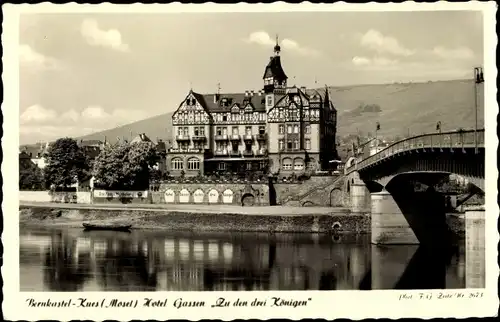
xmin=130 ymin=133 xmax=152 ymax=144
xmin=198 ymin=93 xmax=267 ymax=113
xmin=262 ymin=56 xmax=288 ymax=81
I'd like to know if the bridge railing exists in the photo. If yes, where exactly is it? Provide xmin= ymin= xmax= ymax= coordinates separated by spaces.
xmin=346 ymin=129 xmax=485 ymax=174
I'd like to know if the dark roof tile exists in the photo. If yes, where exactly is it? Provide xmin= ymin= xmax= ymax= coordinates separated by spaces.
xmin=196 ymin=92 xmax=267 ymax=113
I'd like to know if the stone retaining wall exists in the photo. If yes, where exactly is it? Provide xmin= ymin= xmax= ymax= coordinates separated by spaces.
xmin=20 ymin=191 xmax=92 ymax=204
xmin=156 ymin=183 xmax=269 ymax=206
xmin=20 ymin=205 xmax=369 ymax=233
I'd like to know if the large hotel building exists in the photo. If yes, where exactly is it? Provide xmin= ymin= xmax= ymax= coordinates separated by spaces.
xmin=167 ymin=40 xmax=338 ymax=177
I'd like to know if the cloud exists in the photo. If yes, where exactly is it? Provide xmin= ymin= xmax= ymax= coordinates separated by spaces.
xmin=20 ymin=104 xmax=149 ymax=143
xmin=244 ymin=31 xmax=321 ymax=57
xmin=360 ymin=29 xmax=415 ymax=56
xmin=245 ymin=31 xmax=275 ymax=46
xmin=80 ymin=19 xmax=129 ymax=52
xmin=20 ymin=104 xmax=58 ymax=124
xmin=281 ymin=38 xmax=321 ymax=57
xmin=19 ymin=44 xmax=60 ymax=69
xmin=352 ymin=56 xmax=398 ymax=68
xmin=431 ymin=46 xmax=475 ymax=60
xmin=61 ymin=109 xmax=80 ymax=122
xmin=21 ymin=104 xmax=148 ymax=127
xmin=81 ymin=105 xmax=110 ymax=119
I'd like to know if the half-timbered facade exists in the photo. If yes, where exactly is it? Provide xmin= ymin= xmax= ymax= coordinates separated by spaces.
xmin=167 ymin=38 xmax=338 ymax=177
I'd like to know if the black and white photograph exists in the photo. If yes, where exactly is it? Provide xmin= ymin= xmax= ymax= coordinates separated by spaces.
xmin=3 ymin=2 xmax=498 ymax=320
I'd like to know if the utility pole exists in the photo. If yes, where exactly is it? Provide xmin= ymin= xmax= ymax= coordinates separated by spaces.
xmin=473 ymin=67 xmax=484 ymax=154
xmin=375 ymin=122 xmax=381 ymax=152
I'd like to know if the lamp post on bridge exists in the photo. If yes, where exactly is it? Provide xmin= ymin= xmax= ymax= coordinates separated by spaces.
xmin=474 ymin=67 xmax=484 ymax=154
xmin=375 ymin=122 xmax=381 ymax=152
xmin=436 ymin=121 xmax=442 ymax=134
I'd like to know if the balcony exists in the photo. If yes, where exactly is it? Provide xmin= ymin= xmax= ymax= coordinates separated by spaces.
xmin=176 ymin=135 xmax=190 ymax=141
xmin=192 ymin=135 xmax=207 ymax=141
xmin=230 ymin=150 xmax=241 ymax=157
xmin=242 ymin=150 xmax=254 ymax=157
xmin=255 ymin=149 xmax=268 ymax=156
xmin=214 ymin=134 xmax=229 ymax=141
xmin=214 ymin=150 xmax=229 ymax=156
xmin=243 ymin=134 xmax=254 ymax=141
xmin=255 ymin=133 xmax=267 ymax=141
xmin=230 ymin=134 xmax=241 ymax=141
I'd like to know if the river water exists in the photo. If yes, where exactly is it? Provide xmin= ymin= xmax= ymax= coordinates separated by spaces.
xmin=20 ymin=228 xmax=470 ymax=292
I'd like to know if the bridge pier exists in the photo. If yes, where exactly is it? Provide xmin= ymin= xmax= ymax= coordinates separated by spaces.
xmin=350 ymin=182 xmax=370 ymax=213
xmin=371 ymin=190 xmax=419 ymax=244
xmin=465 ymin=207 xmax=485 ymax=288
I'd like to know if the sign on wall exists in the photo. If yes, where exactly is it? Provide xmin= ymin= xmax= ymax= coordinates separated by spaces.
xmin=208 ymin=189 xmax=219 ymax=203
xmin=179 ymin=189 xmax=190 ymax=203
xmin=93 ymin=190 xmax=148 ymax=198
xmin=164 ymin=189 xmax=175 ymax=203
xmin=193 ymin=189 xmax=204 ymax=203
xmin=222 ymin=189 xmax=234 ymax=204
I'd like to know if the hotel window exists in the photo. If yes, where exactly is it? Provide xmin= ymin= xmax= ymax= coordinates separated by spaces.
xmin=266 ymin=95 xmax=274 ymax=106
xmin=287 ymin=141 xmax=293 ymax=150
xmin=193 ymin=142 xmax=203 ymax=150
xmin=282 ymin=158 xmax=293 ymax=171
xmin=199 ymin=127 xmax=205 ymax=136
xmin=194 ymin=127 xmax=199 ymax=136
xmin=278 ymin=139 xmax=285 ymax=151
xmin=187 ymin=158 xmax=200 ymax=170
xmin=246 ymin=162 xmax=252 ymax=170
xmin=259 ymin=160 xmax=267 ymax=170
xmin=216 ymin=127 xmax=222 ymax=135
xmin=279 ymin=124 xmax=285 ymax=134
xmin=183 ymin=127 xmax=189 ymax=136
xmin=293 ymin=139 xmax=299 ymax=150
xmin=293 ymin=124 xmax=299 ymax=133
xmin=218 ymin=162 xmax=227 ymax=171
xmin=171 ymin=158 xmax=183 ymax=170
xmin=305 ymin=139 xmax=311 ymax=150
xmin=287 ymin=125 xmax=292 ymax=134
xmin=294 ymin=158 xmax=304 ymax=171
xmin=246 ymin=126 xmax=252 ymax=135
xmin=259 ymin=126 xmax=266 ymax=135
xmin=222 ymin=127 xmax=228 ymax=135
xmin=177 ymin=127 xmax=183 ymax=136
xmin=305 ymin=125 xmax=311 ymax=134
xmin=232 ymin=126 xmax=239 ymax=135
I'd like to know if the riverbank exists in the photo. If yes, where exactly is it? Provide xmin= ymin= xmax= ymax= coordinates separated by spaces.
xmin=19 ymin=202 xmax=465 ymax=235
xmin=19 ymin=202 xmax=369 ymax=234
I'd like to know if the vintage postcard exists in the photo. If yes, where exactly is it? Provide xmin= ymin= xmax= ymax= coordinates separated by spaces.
xmin=2 ymin=2 xmax=498 ymax=320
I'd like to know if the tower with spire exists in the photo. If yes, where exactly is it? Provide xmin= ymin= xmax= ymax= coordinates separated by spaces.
xmin=262 ymin=34 xmax=288 ymax=95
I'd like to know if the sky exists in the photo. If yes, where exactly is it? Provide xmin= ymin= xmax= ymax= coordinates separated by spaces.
xmin=19 ymin=10 xmax=484 ymax=144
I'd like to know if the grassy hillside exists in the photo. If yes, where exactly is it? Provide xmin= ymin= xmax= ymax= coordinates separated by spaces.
xmin=80 ymin=112 xmax=175 ymax=144
xmin=79 ymin=79 xmax=484 ymax=143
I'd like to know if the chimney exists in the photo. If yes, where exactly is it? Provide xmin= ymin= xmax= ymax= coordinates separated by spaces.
xmin=214 ymin=93 xmax=220 ymax=103
xmin=245 ymin=91 xmax=249 ymax=97
xmin=250 ymin=90 xmax=254 ymax=96
xmin=300 ymin=86 xmax=306 ymax=92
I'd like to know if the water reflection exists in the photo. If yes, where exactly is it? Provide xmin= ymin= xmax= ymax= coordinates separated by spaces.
xmin=20 ymin=228 xmax=471 ymax=292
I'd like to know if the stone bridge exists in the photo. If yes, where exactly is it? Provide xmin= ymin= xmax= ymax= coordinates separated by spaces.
xmin=342 ymin=129 xmax=485 ymax=246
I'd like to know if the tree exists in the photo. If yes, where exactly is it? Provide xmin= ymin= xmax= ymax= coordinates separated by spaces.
xmin=44 ymin=138 xmax=89 ymax=189
xmin=92 ymin=141 xmax=159 ymax=190
xmin=19 ymin=161 xmax=45 ymax=190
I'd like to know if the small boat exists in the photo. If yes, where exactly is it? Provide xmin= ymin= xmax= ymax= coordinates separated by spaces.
xmin=82 ymin=223 xmax=132 ymax=232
